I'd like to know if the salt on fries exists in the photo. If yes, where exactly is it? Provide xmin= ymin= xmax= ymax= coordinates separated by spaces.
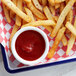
xmin=1 ymin=0 xmax=31 ymax=22
xmin=1 ymin=0 xmax=76 ymax=59
xmin=47 ymin=27 xmax=66 ymax=59
xmin=51 ymin=0 xmax=75 ymax=37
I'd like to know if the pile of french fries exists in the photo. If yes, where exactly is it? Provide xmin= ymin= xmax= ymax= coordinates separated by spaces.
xmin=1 ymin=0 xmax=76 ymax=59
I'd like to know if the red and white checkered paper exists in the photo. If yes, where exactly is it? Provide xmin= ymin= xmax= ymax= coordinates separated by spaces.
xmin=0 ymin=2 xmax=76 ymax=68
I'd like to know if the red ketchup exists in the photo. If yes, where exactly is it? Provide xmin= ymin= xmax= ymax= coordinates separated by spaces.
xmin=15 ymin=30 xmax=45 ymax=61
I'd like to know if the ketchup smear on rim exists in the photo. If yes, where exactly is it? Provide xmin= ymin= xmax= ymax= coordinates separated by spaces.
xmin=15 ymin=30 xmax=45 ymax=61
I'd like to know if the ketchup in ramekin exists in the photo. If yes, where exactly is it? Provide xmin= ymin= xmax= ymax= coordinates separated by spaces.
xmin=11 ymin=27 xmax=49 ymax=65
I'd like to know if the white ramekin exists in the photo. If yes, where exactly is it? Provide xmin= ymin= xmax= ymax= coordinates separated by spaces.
xmin=11 ymin=26 xmax=49 ymax=66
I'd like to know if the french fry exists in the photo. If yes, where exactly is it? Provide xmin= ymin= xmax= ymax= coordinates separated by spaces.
xmin=60 ymin=2 xmax=65 ymax=13
xmin=49 ymin=5 xmax=55 ymax=15
xmin=51 ymin=0 xmax=75 ymax=37
xmin=66 ymin=9 xmax=73 ymax=23
xmin=27 ymin=3 xmax=46 ymax=20
xmin=65 ymin=9 xmax=73 ymax=34
xmin=55 ymin=3 xmax=60 ymax=9
xmin=32 ymin=0 xmax=43 ymax=11
xmin=16 ymin=0 xmax=22 ymax=26
xmin=43 ymin=6 xmax=54 ymax=33
xmin=24 ymin=0 xmax=31 ymax=3
xmin=42 ymin=0 xmax=47 ymax=6
xmin=48 ymin=0 xmax=55 ymax=6
xmin=47 ymin=27 xmax=66 ymax=59
xmin=1 ymin=0 xmax=31 ymax=22
xmin=53 ymin=16 xmax=59 ymax=22
xmin=2 ymin=4 xmax=11 ymax=23
xmin=9 ymin=24 xmax=19 ymax=52
xmin=24 ymin=7 xmax=35 ymax=22
xmin=65 ymin=22 xmax=76 ymax=36
xmin=43 ymin=6 xmax=54 ymax=20
xmin=55 ymin=0 xmax=65 ymax=3
xmin=66 ymin=17 xmax=76 ymax=55
xmin=10 ymin=0 xmax=17 ymax=19
xmin=61 ymin=35 xmax=68 ymax=46
xmin=21 ymin=20 xmax=56 ymax=28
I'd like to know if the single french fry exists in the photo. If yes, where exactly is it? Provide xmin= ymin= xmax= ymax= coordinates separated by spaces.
xmin=16 ymin=0 xmax=22 ymax=26
xmin=55 ymin=0 xmax=65 ymax=3
xmin=1 ymin=0 xmax=31 ymax=22
xmin=49 ymin=5 xmax=55 ymax=15
xmin=9 ymin=24 xmax=19 ymax=52
xmin=24 ymin=7 xmax=35 ymax=22
xmin=48 ymin=0 xmax=55 ymax=6
xmin=21 ymin=20 xmax=56 ymax=28
xmin=10 ymin=0 xmax=17 ymax=19
xmin=66 ymin=9 xmax=73 ymax=23
xmin=51 ymin=0 xmax=75 ymax=37
xmin=47 ymin=27 xmax=66 ymax=59
xmin=61 ymin=35 xmax=68 ymax=46
xmin=55 ymin=3 xmax=60 ymax=9
xmin=32 ymin=0 xmax=43 ymax=11
xmin=27 ymin=3 xmax=46 ymax=20
xmin=2 ymin=4 xmax=11 ymax=23
xmin=42 ymin=0 xmax=47 ymax=6
xmin=43 ymin=6 xmax=54 ymax=20
xmin=65 ymin=22 xmax=76 ymax=36
xmin=66 ymin=17 xmax=76 ymax=55
xmin=24 ymin=0 xmax=31 ymax=3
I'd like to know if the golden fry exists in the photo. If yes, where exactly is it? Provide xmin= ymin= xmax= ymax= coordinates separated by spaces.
xmin=47 ymin=27 xmax=66 ymax=59
xmin=51 ymin=0 xmax=75 ymax=37
xmin=66 ymin=17 xmax=76 ymax=55
xmin=48 ymin=0 xmax=55 ymax=6
xmin=1 ymin=0 xmax=31 ymax=22
xmin=32 ymin=0 xmax=43 ymax=11
xmin=42 ymin=0 xmax=47 ymax=6
xmin=24 ymin=7 xmax=35 ymax=22
xmin=60 ymin=2 xmax=65 ymax=13
xmin=3 ymin=4 xmax=11 ymax=23
xmin=43 ymin=6 xmax=54 ymax=20
xmin=27 ymin=3 xmax=46 ymax=20
xmin=24 ymin=0 xmax=31 ymax=3
xmin=55 ymin=0 xmax=65 ymax=3
xmin=61 ymin=35 xmax=68 ymax=46
xmin=10 ymin=0 xmax=17 ymax=19
xmin=49 ymin=5 xmax=55 ymax=15
xmin=16 ymin=0 xmax=22 ymax=26
xmin=55 ymin=3 xmax=60 ymax=9
xmin=65 ymin=22 xmax=76 ymax=36
xmin=22 ymin=20 xmax=56 ymax=28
